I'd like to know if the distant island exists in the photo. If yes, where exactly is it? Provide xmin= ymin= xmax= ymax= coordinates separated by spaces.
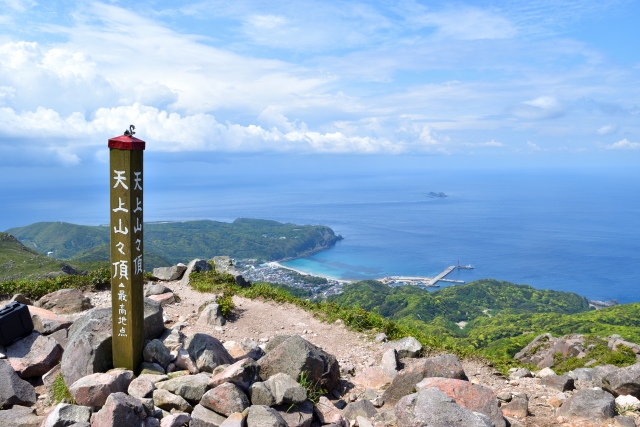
xmin=426 ymin=191 xmax=448 ymax=198
xmin=3 ymin=219 xmax=343 ymax=276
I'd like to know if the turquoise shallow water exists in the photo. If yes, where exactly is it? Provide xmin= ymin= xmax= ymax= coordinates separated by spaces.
xmin=2 ymin=159 xmax=639 ymax=303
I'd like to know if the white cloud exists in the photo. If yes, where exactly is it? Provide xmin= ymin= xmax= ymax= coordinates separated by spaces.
xmin=596 ymin=125 xmax=617 ymax=135
xmin=510 ymin=96 xmax=565 ymax=120
xmin=0 ymin=0 xmax=36 ymax=12
xmin=410 ymin=7 xmax=516 ymax=40
xmin=605 ymin=139 xmax=640 ymax=150
xmin=465 ymin=140 xmax=504 ymax=147
xmin=0 ymin=103 xmax=422 ymax=156
xmin=527 ymin=141 xmax=542 ymax=150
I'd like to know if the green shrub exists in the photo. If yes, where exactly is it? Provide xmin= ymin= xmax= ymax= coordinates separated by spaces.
xmin=218 ymin=292 xmax=235 ymax=318
xmin=0 ymin=268 xmax=110 ymax=300
xmin=51 ymin=373 xmax=75 ymax=405
xmin=298 ymin=371 xmax=325 ymax=404
xmin=552 ymin=337 xmax=638 ymax=374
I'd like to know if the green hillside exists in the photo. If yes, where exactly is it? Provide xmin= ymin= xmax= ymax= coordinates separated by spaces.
xmin=6 ymin=218 xmax=342 ymax=265
xmin=331 ymin=279 xmax=590 ymax=324
xmin=0 ymin=232 xmax=69 ymax=281
xmin=328 ymin=278 xmax=640 ymax=360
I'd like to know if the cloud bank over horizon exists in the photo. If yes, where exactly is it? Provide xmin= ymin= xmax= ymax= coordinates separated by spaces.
xmin=0 ymin=0 xmax=638 ymax=166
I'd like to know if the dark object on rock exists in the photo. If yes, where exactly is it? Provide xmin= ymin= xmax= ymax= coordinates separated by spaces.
xmin=35 ymin=289 xmax=92 ymax=314
xmin=0 ymin=302 xmax=34 ymax=346
xmin=0 ymin=359 xmax=37 ymax=407
xmin=258 ymin=334 xmax=340 ymax=392
xmin=557 ymin=388 xmax=615 ymax=420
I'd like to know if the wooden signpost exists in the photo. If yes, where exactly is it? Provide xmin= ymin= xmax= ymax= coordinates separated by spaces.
xmin=109 ymin=125 xmax=145 ymax=371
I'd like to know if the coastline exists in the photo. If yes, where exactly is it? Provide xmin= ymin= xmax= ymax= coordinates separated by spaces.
xmin=265 ymin=261 xmax=353 ymax=284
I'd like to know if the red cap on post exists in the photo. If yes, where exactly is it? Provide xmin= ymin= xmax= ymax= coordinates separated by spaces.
xmin=108 ymin=125 xmax=145 ymax=150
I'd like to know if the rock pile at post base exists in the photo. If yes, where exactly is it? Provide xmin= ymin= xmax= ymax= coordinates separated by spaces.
xmin=2 ymin=258 xmax=640 ymax=427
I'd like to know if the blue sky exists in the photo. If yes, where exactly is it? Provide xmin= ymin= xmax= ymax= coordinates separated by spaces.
xmin=0 ymin=0 xmax=638 ymax=167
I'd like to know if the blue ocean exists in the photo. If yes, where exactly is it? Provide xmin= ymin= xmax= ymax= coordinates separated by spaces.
xmin=2 ymin=156 xmax=639 ymax=303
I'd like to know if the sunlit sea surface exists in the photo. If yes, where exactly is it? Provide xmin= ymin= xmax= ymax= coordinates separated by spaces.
xmin=2 ymin=159 xmax=639 ymax=303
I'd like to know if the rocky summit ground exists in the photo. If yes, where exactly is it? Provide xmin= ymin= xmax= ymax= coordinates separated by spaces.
xmin=1 ymin=263 xmax=640 ymax=427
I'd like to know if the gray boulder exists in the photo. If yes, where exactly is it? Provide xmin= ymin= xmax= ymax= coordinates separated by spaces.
xmin=144 ymin=283 xmax=172 ymax=297
xmin=0 ymin=405 xmax=43 ymax=426
xmin=557 ymin=388 xmax=615 ymax=420
xmin=568 ymin=368 xmax=593 ymax=382
xmin=6 ymin=331 xmax=63 ymax=378
xmin=62 ymin=300 xmax=164 ymax=386
xmin=28 ymin=306 xmax=73 ymax=335
xmin=264 ymin=373 xmax=307 ymax=405
xmin=186 ymin=333 xmax=234 ymax=373
xmin=223 ymin=339 xmax=264 ymax=361
xmin=43 ymin=403 xmax=91 ymax=427
xmin=10 ymin=294 xmax=32 ymax=305
xmin=415 ymin=377 xmax=505 ymax=427
xmin=90 ymin=392 xmax=146 ymax=427
xmin=156 ymin=373 xmax=211 ymax=402
xmin=212 ymin=256 xmax=249 ymax=288
xmin=198 ymin=303 xmax=225 ymax=327
xmin=382 ymin=353 xmax=468 ymax=405
xmin=153 ymin=388 xmax=193 ymax=413
xmin=35 ymin=289 xmax=92 ymax=314
xmin=395 ymin=388 xmax=494 ymax=427
xmin=592 ymin=364 xmax=619 ymax=387
xmin=383 ymin=337 xmax=422 ymax=358
xmin=274 ymin=401 xmax=314 ymax=427
xmin=343 ymin=399 xmax=377 ymax=421
xmin=128 ymin=377 xmax=156 ymax=399
xmin=249 ymin=382 xmax=276 ymax=406
xmin=200 ymin=382 xmax=250 ymax=417
xmin=143 ymin=339 xmax=171 ymax=368
xmin=180 ymin=259 xmax=212 ymax=287
xmin=246 ymin=405 xmax=287 ymax=427
xmin=153 ymin=265 xmax=187 ymax=281
xmin=61 ymin=308 xmax=112 ymax=386
xmin=540 ymin=374 xmax=575 ymax=392
xmin=69 ymin=369 xmax=134 ymax=407
xmin=0 ymin=359 xmax=36 ymax=407
xmin=258 ymin=335 xmax=340 ymax=391
xmin=602 ymin=363 xmax=640 ymax=397
xmin=208 ymin=358 xmax=261 ymax=392
xmin=160 ymin=413 xmax=191 ymax=427
xmin=190 ymin=404 xmax=227 ymax=427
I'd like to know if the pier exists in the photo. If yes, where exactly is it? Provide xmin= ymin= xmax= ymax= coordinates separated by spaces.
xmin=380 ymin=265 xmax=465 ymax=287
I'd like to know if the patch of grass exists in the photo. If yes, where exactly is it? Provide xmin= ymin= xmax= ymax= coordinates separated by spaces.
xmin=51 ymin=373 xmax=75 ymax=405
xmin=298 ymin=371 xmax=325 ymax=404
xmin=552 ymin=336 xmax=638 ymax=374
xmin=218 ymin=292 xmax=235 ymax=318
xmin=0 ymin=268 xmax=111 ymax=300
